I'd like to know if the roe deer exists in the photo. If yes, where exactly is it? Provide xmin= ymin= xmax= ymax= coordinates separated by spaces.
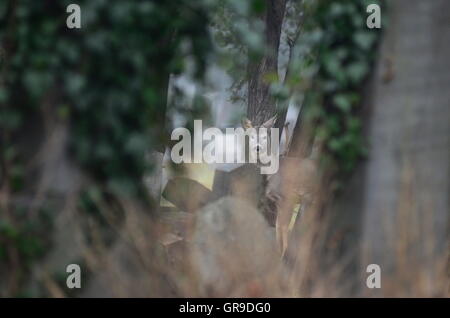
xmin=241 ymin=116 xmax=319 ymax=256
xmin=241 ymin=115 xmax=278 ymax=165
xmin=266 ymin=157 xmax=319 ymax=257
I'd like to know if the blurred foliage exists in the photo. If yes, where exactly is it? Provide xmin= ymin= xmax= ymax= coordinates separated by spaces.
xmin=210 ymin=0 xmax=268 ymax=104
xmin=0 ymin=0 xmax=213 ymax=295
xmin=301 ymin=0 xmax=383 ymax=180
xmin=0 ymin=0 xmax=212 ymax=197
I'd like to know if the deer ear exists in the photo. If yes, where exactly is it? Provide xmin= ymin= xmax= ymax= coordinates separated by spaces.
xmin=242 ymin=117 xmax=253 ymax=129
xmin=262 ymin=115 xmax=277 ymax=128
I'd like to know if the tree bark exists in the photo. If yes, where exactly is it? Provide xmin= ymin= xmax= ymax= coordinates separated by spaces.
xmin=328 ymin=0 xmax=450 ymax=296
xmin=288 ymin=97 xmax=315 ymax=158
xmin=247 ymin=0 xmax=287 ymax=126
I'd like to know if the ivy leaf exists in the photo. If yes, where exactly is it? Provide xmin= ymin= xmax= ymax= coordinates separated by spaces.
xmin=353 ymin=31 xmax=376 ymax=51
xmin=347 ymin=62 xmax=369 ymax=83
xmin=333 ymin=94 xmax=352 ymax=113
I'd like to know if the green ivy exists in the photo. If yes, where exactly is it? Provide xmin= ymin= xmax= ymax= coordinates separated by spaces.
xmin=1 ymin=0 xmax=212 ymax=195
xmin=0 ymin=0 xmax=213 ymax=295
xmin=301 ymin=0 xmax=384 ymax=181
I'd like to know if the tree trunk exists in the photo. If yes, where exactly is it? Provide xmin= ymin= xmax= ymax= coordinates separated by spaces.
xmin=247 ymin=0 xmax=287 ymax=126
xmin=331 ymin=0 xmax=450 ymax=296
xmin=288 ymin=96 xmax=315 ymax=158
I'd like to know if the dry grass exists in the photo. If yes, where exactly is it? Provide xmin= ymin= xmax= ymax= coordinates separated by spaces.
xmin=46 ymin=156 xmax=446 ymax=298
xmin=1 ymin=147 xmax=448 ymax=298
